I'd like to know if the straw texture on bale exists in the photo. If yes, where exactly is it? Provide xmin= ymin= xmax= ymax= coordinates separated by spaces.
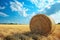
xmin=30 ymin=14 xmax=55 ymax=35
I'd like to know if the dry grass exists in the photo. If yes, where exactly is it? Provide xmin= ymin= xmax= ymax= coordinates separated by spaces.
xmin=51 ymin=24 xmax=60 ymax=38
xmin=0 ymin=24 xmax=30 ymax=37
xmin=0 ymin=24 xmax=60 ymax=40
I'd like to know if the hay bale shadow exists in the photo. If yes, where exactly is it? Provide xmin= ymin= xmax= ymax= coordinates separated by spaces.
xmin=4 ymin=32 xmax=49 ymax=40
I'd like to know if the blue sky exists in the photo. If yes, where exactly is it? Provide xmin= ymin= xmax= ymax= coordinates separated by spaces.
xmin=0 ymin=0 xmax=60 ymax=24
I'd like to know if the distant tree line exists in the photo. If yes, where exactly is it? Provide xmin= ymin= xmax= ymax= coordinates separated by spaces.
xmin=58 ymin=23 xmax=60 ymax=24
xmin=0 ymin=23 xmax=21 ymax=25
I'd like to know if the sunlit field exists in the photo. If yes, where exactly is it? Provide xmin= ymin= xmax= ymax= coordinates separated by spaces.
xmin=0 ymin=24 xmax=60 ymax=40
xmin=0 ymin=25 xmax=30 ymax=36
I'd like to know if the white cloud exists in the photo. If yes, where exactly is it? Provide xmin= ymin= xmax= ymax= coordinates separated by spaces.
xmin=47 ymin=0 xmax=54 ymax=3
xmin=29 ymin=0 xmax=60 ymax=13
xmin=50 ymin=11 xmax=60 ymax=24
xmin=10 ymin=0 xmax=29 ymax=17
xmin=28 ymin=12 xmax=36 ymax=19
xmin=56 ymin=0 xmax=60 ymax=3
xmin=0 ymin=6 xmax=5 ymax=9
xmin=0 ymin=12 xmax=9 ymax=17
xmin=30 ymin=12 xmax=36 ymax=17
xmin=30 ymin=0 xmax=52 ymax=8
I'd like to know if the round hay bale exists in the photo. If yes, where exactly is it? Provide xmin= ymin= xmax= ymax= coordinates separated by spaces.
xmin=30 ymin=14 xmax=55 ymax=35
xmin=48 ymin=16 xmax=56 ymax=34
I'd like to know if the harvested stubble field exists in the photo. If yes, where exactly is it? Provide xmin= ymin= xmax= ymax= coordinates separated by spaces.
xmin=0 ymin=24 xmax=60 ymax=40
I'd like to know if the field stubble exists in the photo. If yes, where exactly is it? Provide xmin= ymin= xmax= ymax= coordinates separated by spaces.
xmin=0 ymin=24 xmax=60 ymax=40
